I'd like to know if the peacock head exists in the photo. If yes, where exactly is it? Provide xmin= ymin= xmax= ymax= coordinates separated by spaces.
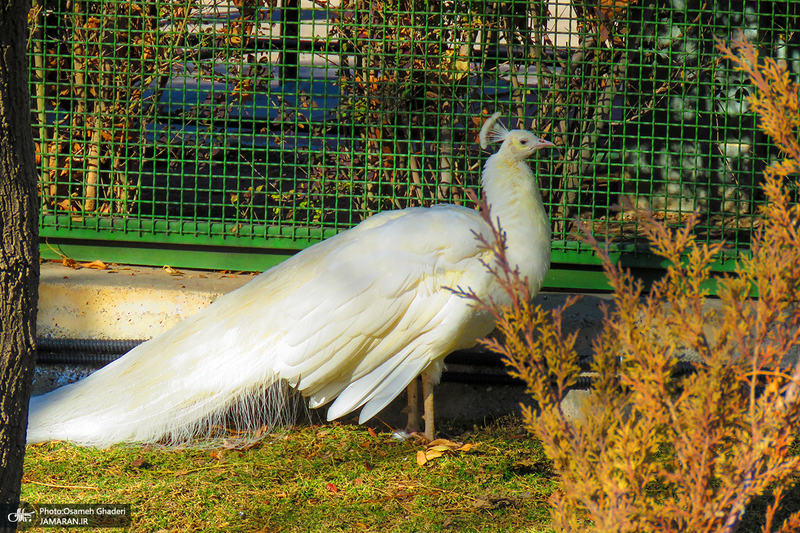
xmin=479 ymin=112 xmax=555 ymax=162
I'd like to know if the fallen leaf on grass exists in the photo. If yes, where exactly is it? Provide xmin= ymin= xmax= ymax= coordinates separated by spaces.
xmin=209 ymin=450 xmax=225 ymax=461
xmin=428 ymin=438 xmax=461 ymax=449
xmin=416 ymin=439 xmax=476 ymax=466
xmin=416 ymin=450 xmax=428 ymax=466
xmin=325 ymin=483 xmax=339 ymax=494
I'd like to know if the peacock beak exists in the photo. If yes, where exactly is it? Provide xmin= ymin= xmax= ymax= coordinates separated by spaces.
xmin=536 ymin=138 xmax=556 ymax=150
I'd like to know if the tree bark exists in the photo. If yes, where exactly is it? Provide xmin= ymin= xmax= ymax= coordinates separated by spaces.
xmin=0 ymin=0 xmax=39 ymax=526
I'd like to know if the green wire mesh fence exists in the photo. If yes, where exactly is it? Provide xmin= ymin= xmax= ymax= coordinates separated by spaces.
xmin=29 ymin=0 xmax=800 ymax=288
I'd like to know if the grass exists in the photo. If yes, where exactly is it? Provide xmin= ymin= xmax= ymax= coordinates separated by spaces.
xmin=21 ymin=416 xmax=558 ymax=532
xmin=21 ymin=415 xmax=800 ymax=532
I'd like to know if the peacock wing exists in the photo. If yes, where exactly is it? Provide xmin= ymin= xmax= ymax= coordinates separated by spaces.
xmin=268 ymin=204 xmax=498 ymax=419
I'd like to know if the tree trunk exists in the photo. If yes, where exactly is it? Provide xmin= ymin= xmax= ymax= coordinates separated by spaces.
xmin=0 ymin=0 xmax=39 ymax=527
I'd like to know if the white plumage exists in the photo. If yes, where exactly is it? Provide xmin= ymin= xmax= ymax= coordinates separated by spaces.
xmin=26 ymin=113 xmax=553 ymax=447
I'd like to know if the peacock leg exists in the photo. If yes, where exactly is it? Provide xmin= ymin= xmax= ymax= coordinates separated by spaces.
xmin=422 ymin=369 xmax=436 ymax=441
xmin=405 ymin=378 xmax=422 ymax=433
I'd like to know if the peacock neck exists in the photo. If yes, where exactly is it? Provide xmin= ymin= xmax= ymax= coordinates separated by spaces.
xmin=481 ymin=156 xmax=552 ymax=295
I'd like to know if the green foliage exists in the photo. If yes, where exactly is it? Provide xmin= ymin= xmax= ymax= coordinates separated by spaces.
xmin=31 ymin=0 xmax=198 ymax=215
xmin=466 ymin=34 xmax=800 ymax=532
xmin=329 ymin=0 xmax=491 ymax=213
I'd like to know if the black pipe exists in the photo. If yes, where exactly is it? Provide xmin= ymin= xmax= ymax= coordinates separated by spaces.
xmin=36 ymin=338 xmax=143 ymax=367
xmin=445 ymin=349 xmax=506 ymax=367
xmin=34 ymin=337 xmax=702 ymax=391
xmin=37 ymin=352 xmax=125 ymax=366
xmin=37 ymin=337 xmax=143 ymax=354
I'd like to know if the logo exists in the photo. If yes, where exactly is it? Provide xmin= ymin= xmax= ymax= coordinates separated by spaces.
xmin=1 ymin=502 xmax=36 ymax=529
xmin=2 ymin=503 xmax=130 ymax=528
xmin=8 ymin=507 xmax=34 ymax=523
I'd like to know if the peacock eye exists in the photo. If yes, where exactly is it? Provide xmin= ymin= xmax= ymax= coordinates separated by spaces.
xmin=519 ymin=138 xmax=529 ymax=145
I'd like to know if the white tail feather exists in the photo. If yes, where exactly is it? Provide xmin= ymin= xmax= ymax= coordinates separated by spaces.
xmin=26 ymin=352 xmax=304 ymax=447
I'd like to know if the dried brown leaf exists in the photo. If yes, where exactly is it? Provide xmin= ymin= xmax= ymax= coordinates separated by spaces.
xmin=209 ymin=450 xmax=224 ymax=461
xmin=79 ymin=260 xmax=106 ymax=270
xmin=163 ymin=265 xmax=184 ymax=276
xmin=416 ymin=450 xmax=427 ymax=466
xmin=425 ymin=449 xmax=445 ymax=461
xmin=427 ymin=439 xmax=461 ymax=450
